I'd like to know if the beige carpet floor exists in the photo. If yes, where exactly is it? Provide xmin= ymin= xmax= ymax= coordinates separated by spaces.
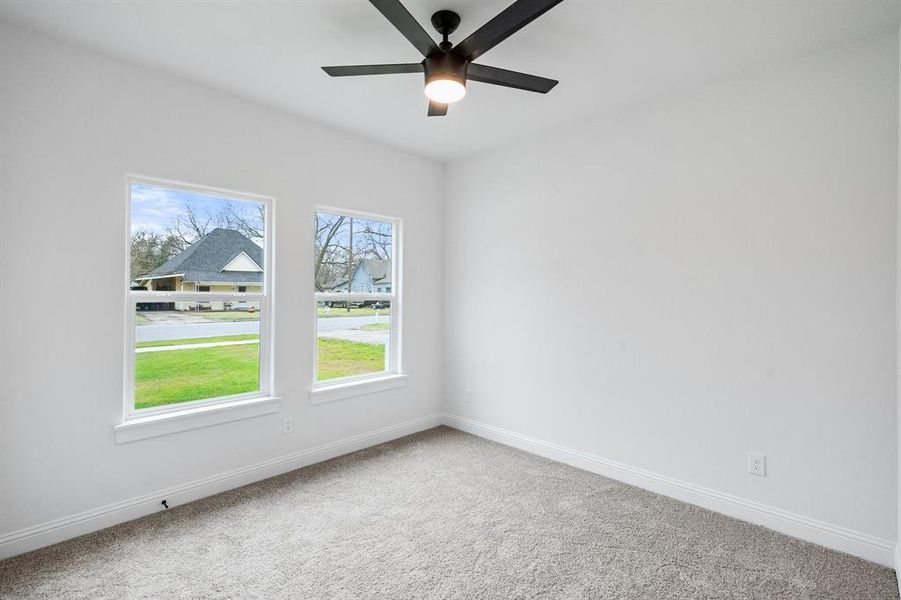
xmin=0 ymin=426 xmax=896 ymax=599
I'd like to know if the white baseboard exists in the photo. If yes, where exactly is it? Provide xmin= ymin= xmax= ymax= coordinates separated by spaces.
xmin=2 ymin=411 xmax=896 ymax=572
xmin=441 ymin=413 xmax=897 ymax=569
xmin=896 ymin=545 xmax=901 ymax=595
xmin=0 ymin=412 xmax=443 ymax=560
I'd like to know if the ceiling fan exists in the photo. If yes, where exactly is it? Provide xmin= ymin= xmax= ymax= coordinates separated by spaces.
xmin=322 ymin=0 xmax=564 ymax=116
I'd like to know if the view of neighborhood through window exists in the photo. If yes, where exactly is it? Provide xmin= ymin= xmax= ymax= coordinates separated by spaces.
xmin=315 ymin=211 xmax=396 ymax=383
xmin=128 ymin=180 xmax=269 ymax=412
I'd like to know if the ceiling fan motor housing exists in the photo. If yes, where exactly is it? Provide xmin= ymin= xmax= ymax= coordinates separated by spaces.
xmin=424 ymin=52 xmax=467 ymax=89
xmin=431 ymin=10 xmax=461 ymax=38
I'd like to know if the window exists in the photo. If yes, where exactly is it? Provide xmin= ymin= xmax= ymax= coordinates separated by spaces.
xmin=126 ymin=177 xmax=272 ymax=418
xmin=313 ymin=209 xmax=400 ymax=388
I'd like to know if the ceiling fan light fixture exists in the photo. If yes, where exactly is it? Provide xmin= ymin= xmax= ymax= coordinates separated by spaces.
xmin=321 ymin=1 xmax=564 ymax=116
xmin=424 ymin=78 xmax=466 ymax=103
xmin=423 ymin=52 xmax=467 ymax=104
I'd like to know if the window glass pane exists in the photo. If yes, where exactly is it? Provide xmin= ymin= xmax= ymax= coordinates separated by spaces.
xmin=134 ymin=301 xmax=261 ymax=410
xmin=314 ymin=212 xmax=392 ymax=293
xmin=316 ymin=300 xmax=390 ymax=382
xmin=130 ymin=182 xmax=265 ymax=292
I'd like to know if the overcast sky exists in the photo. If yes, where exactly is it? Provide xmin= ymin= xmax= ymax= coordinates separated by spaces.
xmin=130 ymin=182 xmax=263 ymax=238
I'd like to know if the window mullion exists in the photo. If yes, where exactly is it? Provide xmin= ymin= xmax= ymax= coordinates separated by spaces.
xmin=315 ymin=293 xmax=391 ymax=303
xmin=130 ymin=292 xmax=265 ymax=303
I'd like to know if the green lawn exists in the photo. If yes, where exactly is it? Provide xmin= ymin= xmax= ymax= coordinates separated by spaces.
xmin=134 ymin=337 xmax=384 ymax=409
xmin=360 ymin=322 xmax=390 ymax=331
xmin=135 ymin=313 xmax=150 ymax=325
xmin=137 ymin=334 xmax=259 ymax=349
xmin=135 ymin=343 xmax=260 ymax=409
xmin=317 ymin=338 xmax=386 ymax=381
xmin=317 ymin=306 xmax=391 ymax=318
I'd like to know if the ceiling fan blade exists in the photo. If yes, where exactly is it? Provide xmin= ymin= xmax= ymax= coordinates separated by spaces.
xmin=322 ymin=63 xmax=424 ymax=77
xmin=452 ymin=0 xmax=563 ymax=62
xmin=369 ymin=0 xmax=440 ymax=57
xmin=466 ymin=63 xmax=557 ymax=93
xmin=427 ymin=101 xmax=448 ymax=117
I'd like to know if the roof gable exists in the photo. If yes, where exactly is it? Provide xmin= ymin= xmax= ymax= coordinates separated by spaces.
xmin=221 ymin=251 xmax=262 ymax=273
xmin=355 ymin=258 xmax=390 ymax=283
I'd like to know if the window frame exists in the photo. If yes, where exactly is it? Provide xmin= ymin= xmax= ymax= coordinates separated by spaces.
xmin=123 ymin=174 xmax=275 ymax=422
xmin=312 ymin=206 xmax=403 ymax=393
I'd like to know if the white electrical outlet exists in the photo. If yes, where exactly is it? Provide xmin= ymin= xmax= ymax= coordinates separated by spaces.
xmin=748 ymin=452 xmax=766 ymax=477
xmin=464 ymin=388 xmax=472 ymax=404
xmin=283 ymin=418 xmax=294 ymax=434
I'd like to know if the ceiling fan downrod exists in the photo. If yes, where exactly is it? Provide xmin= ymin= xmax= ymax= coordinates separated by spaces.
xmin=431 ymin=9 xmax=460 ymax=52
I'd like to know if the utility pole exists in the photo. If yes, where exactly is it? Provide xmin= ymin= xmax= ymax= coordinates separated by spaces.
xmin=346 ymin=217 xmax=353 ymax=312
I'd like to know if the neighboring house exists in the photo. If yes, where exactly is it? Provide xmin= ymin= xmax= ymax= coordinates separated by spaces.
xmin=133 ymin=228 xmax=263 ymax=311
xmin=324 ymin=258 xmax=391 ymax=293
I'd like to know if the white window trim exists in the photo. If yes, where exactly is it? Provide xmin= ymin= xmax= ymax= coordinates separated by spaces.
xmin=122 ymin=175 xmax=276 ymax=435
xmin=312 ymin=206 xmax=403 ymax=401
xmin=310 ymin=374 xmax=407 ymax=405
xmin=114 ymin=395 xmax=281 ymax=444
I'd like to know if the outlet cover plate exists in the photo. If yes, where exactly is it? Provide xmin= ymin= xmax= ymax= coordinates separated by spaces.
xmin=748 ymin=452 xmax=766 ymax=477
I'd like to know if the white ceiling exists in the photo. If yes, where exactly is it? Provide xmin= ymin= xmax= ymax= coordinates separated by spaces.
xmin=1 ymin=1 xmax=899 ymax=160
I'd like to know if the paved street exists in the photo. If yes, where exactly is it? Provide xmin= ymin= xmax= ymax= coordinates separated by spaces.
xmin=135 ymin=315 xmax=390 ymax=342
xmin=318 ymin=315 xmax=389 ymax=332
xmin=136 ymin=321 xmax=260 ymax=342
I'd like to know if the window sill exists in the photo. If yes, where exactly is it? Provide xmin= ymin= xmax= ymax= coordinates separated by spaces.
xmin=114 ymin=395 xmax=281 ymax=444
xmin=310 ymin=374 xmax=407 ymax=405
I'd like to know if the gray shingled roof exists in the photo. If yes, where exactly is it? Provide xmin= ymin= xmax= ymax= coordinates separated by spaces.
xmin=143 ymin=228 xmax=264 ymax=284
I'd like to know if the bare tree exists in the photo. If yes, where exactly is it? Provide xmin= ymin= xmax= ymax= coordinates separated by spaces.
xmin=166 ymin=202 xmax=214 ymax=250
xmin=357 ymin=221 xmax=392 ymax=260
xmin=313 ymin=214 xmax=393 ymax=293
xmin=221 ymin=203 xmax=265 ymax=240
xmin=164 ymin=199 xmax=266 ymax=250
xmin=314 ymin=214 xmax=347 ymax=291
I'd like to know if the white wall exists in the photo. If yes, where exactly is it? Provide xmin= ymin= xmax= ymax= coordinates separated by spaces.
xmin=0 ymin=24 xmax=443 ymax=546
xmin=2 ymin=19 xmax=899 ymax=566
xmin=897 ymin=24 xmax=901 ymax=577
xmin=445 ymin=35 xmax=898 ymax=546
